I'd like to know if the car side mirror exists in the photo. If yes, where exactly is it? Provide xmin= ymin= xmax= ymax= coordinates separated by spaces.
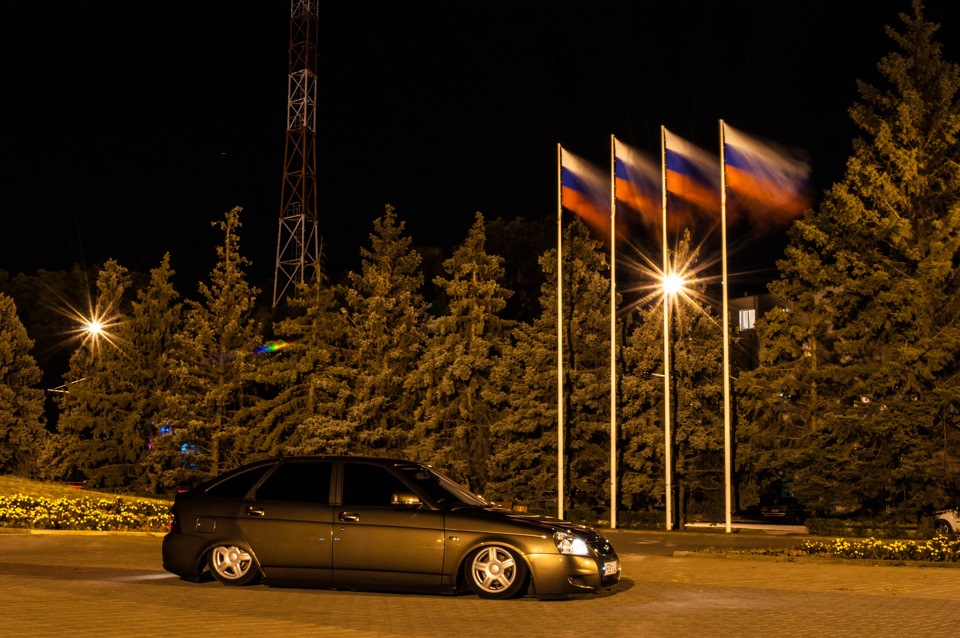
xmin=391 ymin=492 xmax=422 ymax=507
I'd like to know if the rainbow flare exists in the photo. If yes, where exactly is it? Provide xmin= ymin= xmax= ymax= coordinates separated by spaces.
xmin=255 ymin=341 xmax=290 ymax=354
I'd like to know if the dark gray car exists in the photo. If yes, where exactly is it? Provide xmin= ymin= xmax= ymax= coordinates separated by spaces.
xmin=162 ymin=455 xmax=621 ymax=599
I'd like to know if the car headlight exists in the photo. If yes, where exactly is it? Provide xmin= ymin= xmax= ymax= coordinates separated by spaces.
xmin=554 ymin=531 xmax=591 ymax=556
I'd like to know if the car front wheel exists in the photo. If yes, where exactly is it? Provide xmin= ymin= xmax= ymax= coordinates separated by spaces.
xmin=465 ymin=546 xmax=528 ymax=599
xmin=208 ymin=545 xmax=259 ymax=586
xmin=935 ymin=519 xmax=953 ymax=536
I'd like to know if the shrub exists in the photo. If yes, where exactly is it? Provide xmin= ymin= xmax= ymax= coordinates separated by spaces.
xmin=0 ymin=494 xmax=170 ymax=532
xmin=800 ymin=536 xmax=960 ymax=562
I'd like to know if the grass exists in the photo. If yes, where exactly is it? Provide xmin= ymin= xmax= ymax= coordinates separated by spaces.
xmin=0 ymin=475 xmax=171 ymax=504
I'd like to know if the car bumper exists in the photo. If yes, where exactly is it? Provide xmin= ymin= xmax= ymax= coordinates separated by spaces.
xmin=525 ymin=553 xmax=621 ymax=596
xmin=161 ymin=532 xmax=208 ymax=581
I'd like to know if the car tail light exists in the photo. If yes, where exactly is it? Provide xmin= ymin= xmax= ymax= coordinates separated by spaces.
xmin=168 ymin=507 xmax=180 ymax=534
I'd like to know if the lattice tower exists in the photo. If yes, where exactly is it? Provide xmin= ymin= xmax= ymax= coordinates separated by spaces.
xmin=273 ymin=0 xmax=320 ymax=306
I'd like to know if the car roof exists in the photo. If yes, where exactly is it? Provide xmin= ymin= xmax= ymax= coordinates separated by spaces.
xmin=194 ymin=455 xmax=429 ymax=492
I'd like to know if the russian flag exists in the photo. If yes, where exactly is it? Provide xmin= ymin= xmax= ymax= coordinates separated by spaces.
xmin=614 ymin=138 xmax=661 ymax=231
xmin=561 ymin=148 xmax=609 ymax=234
xmin=663 ymin=128 xmax=721 ymax=213
xmin=723 ymin=122 xmax=811 ymax=217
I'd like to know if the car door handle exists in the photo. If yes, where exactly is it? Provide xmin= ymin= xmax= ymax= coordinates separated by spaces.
xmin=245 ymin=506 xmax=265 ymax=517
xmin=339 ymin=511 xmax=359 ymax=522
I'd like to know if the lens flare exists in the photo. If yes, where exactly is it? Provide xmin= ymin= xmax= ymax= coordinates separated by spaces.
xmin=255 ymin=341 xmax=290 ymax=354
xmin=73 ymin=307 xmax=123 ymax=352
xmin=662 ymin=273 xmax=686 ymax=295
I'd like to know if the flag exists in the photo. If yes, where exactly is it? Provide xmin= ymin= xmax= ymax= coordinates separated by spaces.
xmin=723 ymin=122 xmax=811 ymax=219
xmin=560 ymin=148 xmax=609 ymax=234
xmin=663 ymin=128 xmax=721 ymax=213
xmin=614 ymin=138 xmax=661 ymax=232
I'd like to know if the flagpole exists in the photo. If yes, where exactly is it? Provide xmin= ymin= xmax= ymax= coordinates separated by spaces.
xmin=719 ymin=120 xmax=733 ymax=533
xmin=660 ymin=126 xmax=673 ymax=531
xmin=557 ymin=143 xmax=565 ymax=521
xmin=609 ymin=135 xmax=617 ymax=530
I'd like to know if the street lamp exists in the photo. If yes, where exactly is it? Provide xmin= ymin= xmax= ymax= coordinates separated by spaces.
xmin=661 ymin=269 xmax=686 ymax=531
xmin=73 ymin=307 xmax=120 ymax=352
xmin=82 ymin=320 xmax=104 ymax=337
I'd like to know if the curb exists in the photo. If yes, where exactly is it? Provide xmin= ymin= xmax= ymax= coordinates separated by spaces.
xmin=672 ymin=549 xmax=960 ymax=569
xmin=0 ymin=528 xmax=166 ymax=537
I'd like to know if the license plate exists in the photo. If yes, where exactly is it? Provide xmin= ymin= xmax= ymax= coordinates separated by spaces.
xmin=603 ymin=560 xmax=619 ymax=575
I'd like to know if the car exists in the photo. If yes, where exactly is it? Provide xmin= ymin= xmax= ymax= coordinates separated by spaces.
xmin=935 ymin=508 xmax=960 ymax=535
xmin=161 ymin=455 xmax=621 ymax=599
xmin=742 ymin=496 xmax=806 ymax=525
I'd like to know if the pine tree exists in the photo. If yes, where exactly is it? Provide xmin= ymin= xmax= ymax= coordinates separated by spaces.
xmin=407 ymin=213 xmax=513 ymax=492
xmin=740 ymin=1 xmax=960 ymax=517
xmin=487 ymin=219 xmax=611 ymax=516
xmin=563 ymin=221 xmax=616 ymax=517
xmin=128 ymin=255 xmax=183 ymax=492
xmin=0 ymin=292 xmax=46 ymax=475
xmin=243 ymin=264 xmax=350 ymax=458
xmin=290 ymin=205 xmax=426 ymax=455
xmin=620 ymin=232 xmax=725 ymax=525
xmin=48 ymin=260 xmax=135 ymax=486
xmin=165 ymin=207 xmax=262 ymax=478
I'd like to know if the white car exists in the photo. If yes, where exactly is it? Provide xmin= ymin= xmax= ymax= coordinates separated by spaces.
xmin=934 ymin=508 xmax=960 ymax=535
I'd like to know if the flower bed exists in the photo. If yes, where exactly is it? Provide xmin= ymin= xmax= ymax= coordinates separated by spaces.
xmin=801 ymin=536 xmax=960 ymax=562
xmin=0 ymin=494 xmax=170 ymax=533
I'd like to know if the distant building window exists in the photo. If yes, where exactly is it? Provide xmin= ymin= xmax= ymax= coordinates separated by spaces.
xmin=739 ymin=309 xmax=756 ymax=330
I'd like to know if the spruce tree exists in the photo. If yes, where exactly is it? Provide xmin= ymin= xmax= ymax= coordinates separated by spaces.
xmin=620 ymin=232 xmax=725 ymax=524
xmin=48 ymin=260 xmax=134 ymax=486
xmin=0 ymin=292 xmax=46 ymax=476
xmin=290 ymin=205 xmax=426 ymax=455
xmin=740 ymin=1 xmax=960 ymax=517
xmin=487 ymin=219 xmax=611 ymax=517
xmin=128 ymin=255 xmax=183 ymax=492
xmin=244 ymin=265 xmax=350 ymax=458
xmin=165 ymin=207 xmax=262 ymax=478
xmin=407 ymin=213 xmax=513 ymax=492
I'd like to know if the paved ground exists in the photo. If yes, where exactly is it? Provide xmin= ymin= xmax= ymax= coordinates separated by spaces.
xmin=1 ymin=529 xmax=959 ymax=637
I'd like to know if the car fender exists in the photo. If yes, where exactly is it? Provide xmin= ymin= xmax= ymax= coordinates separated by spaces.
xmin=446 ymin=531 xmax=556 ymax=590
xmin=197 ymin=533 xmax=266 ymax=578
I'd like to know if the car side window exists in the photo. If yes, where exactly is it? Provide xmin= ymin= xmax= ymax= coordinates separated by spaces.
xmin=342 ymin=463 xmax=409 ymax=507
xmin=255 ymin=461 xmax=332 ymax=504
xmin=205 ymin=465 xmax=272 ymax=498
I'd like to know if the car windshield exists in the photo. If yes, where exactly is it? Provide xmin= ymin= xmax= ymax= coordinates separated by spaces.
xmin=398 ymin=465 xmax=489 ymax=510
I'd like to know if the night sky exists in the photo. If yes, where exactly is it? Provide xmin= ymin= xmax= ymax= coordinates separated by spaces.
xmin=2 ymin=1 xmax=957 ymax=299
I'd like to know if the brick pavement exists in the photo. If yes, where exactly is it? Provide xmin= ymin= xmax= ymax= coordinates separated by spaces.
xmin=1 ymin=531 xmax=960 ymax=637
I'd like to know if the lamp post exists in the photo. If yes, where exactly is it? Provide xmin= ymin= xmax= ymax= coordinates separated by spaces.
xmin=662 ymin=272 xmax=684 ymax=531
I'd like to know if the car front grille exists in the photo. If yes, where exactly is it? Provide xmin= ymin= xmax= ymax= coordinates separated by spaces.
xmin=588 ymin=538 xmax=616 ymax=560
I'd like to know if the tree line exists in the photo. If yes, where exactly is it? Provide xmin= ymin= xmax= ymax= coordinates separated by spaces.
xmin=1 ymin=1 xmax=958 ymax=524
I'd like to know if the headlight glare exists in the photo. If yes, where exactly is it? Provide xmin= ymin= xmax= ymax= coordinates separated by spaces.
xmin=554 ymin=531 xmax=590 ymax=556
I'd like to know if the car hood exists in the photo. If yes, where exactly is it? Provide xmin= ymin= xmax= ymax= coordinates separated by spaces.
xmin=446 ymin=506 xmax=609 ymax=541
xmin=507 ymin=511 xmax=607 ymax=538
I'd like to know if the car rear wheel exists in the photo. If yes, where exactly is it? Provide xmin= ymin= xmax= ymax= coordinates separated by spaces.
xmin=935 ymin=519 xmax=953 ymax=536
xmin=208 ymin=545 xmax=259 ymax=586
xmin=465 ymin=546 xmax=528 ymax=599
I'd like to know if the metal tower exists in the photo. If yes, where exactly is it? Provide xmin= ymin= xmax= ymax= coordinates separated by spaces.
xmin=273 ymin=0 xmax=321 ymax=306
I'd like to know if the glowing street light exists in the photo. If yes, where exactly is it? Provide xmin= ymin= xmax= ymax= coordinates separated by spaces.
xmin=73 ymin=307 xmax=121 ymax=352
xmin=662 ymin=273 xmax=686 ymax=296
xmin=82 ymin=320 xmax=104 ymax=337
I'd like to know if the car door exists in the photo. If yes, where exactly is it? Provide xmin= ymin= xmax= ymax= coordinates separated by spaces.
xmin=332 ymin=461 xmax=445 ymax=589
xmin=236 ymin=459 xmax=335 ymax=582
